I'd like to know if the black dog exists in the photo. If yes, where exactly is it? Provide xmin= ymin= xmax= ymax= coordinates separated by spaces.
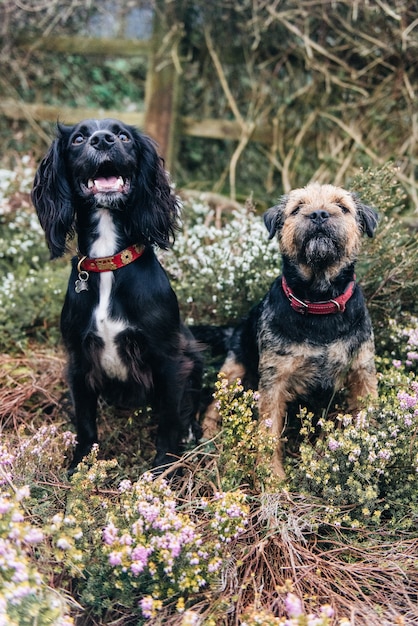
xmin=32 ymin=118 xmax=202 ymax=473
xmin=199 ymin=183 xmax=378 ymax=478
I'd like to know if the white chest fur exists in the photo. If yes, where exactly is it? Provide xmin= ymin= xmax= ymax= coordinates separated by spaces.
xmin=90 ymin=211 xmax=129 ymax=381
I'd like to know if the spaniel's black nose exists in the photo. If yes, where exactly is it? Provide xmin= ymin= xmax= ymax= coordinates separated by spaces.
xmin=90 ymin=131 xmax=116 ymax=150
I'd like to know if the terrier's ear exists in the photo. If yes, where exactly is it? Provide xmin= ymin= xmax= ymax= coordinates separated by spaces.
xmin=352 ymin=194 xmax=379 ymax=238
xmin=264 ymin=195 xmax=288 ymax=239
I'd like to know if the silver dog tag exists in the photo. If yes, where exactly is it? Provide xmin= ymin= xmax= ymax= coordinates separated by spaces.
xmin=75 ymin=271 xmax=89 ymax=293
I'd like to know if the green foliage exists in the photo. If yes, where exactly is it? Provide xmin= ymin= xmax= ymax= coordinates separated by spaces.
xmin=25 ymin=54 xmax=147 ymax=111
xmin=353 ymin=164 xmax=418 ymax=337
xmin=213 ymin=375 xmax=279 ymax=491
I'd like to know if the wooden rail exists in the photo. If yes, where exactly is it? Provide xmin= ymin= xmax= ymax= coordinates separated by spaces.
xmin=4 ymin=30 xmax=273 ymax=173
xmin=16 ymin=35 xmax=149 ymax=57
xmin=0 ymin=99 xmax=271 ymax=144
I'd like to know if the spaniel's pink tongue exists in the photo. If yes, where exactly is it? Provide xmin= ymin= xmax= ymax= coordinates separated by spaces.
xmin=95 ymin=176 xmax=120 ymax=191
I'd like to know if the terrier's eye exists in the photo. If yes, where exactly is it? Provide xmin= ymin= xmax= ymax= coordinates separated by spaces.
xmin=337 ymin=203 xmax=350 ymax=214
xmin=290 ymin=204 xmax=301 ymax=216
xmin=118 ymin=132 xmax=130 ymax=142
xmin=72 ymin=134 xmax=85 ymax=145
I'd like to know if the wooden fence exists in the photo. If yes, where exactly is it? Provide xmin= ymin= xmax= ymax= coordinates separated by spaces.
xmin=1 ymin=31 xmax=271 ymax=174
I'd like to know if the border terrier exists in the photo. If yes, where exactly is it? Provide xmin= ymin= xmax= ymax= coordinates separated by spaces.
xmin=201 ymin=183 xmax=378 ymax=478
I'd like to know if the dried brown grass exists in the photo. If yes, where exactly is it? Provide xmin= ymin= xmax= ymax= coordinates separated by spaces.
xmin=0 ymin=348 xmax=66 ymax=431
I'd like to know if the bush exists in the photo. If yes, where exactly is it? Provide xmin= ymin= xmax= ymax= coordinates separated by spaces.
xmin=1 ymin=159 xmax=418 ymax=624
xmin=2 ymin=159 xmax=418 ymax=351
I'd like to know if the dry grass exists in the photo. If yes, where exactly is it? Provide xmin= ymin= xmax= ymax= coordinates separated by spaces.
xmin=0 ymin=348 xmax=66 ymax=431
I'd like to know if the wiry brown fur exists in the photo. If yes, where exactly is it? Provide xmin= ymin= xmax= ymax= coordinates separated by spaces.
xmin=201 ymin=183 xmax=379 ymax=478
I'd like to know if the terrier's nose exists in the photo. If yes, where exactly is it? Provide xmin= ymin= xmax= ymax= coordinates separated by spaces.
xmin=310 ymin=210 xmax=330 ymax=224
xmin=90 ymin=131 xmax=116 ymax=150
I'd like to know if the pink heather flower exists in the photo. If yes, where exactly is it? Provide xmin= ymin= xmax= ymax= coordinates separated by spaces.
xmin=23 ymin=528 xmax=44 ymax=544
xmin=118 ymin=479 xmax=132 ymax=493
xmin=355 ymin=411 xmax=368 ymax=428
xmin=109 ymin=551 xmax=123 ymax=566
xmin=378 ymin=449 xmax=392 ymax=461
xmin=120 ymin=533 xmax=133 ymax=546
xmin=103 ymin=522 xmax=119 ymax=546
xmin=11 ymin=562 xmax=29 ymax=583
xmin=208 ymin=558 xmax=222 ymax=572
xmin=397 ymin=391 xmax=418 ymax=410
xmin=131 ymin=545 xmax=151 ymax=574
xmin=140 ymin=595 xmax=154 ymax=618
xmin=131 ymin=561 xmax=146 ymax=576
xmin=181 ymin=610 xmax=202 ymax=625
xmin=62 ymin=431 xmax=77 ymax=448
xmin=285 ymin=592 xmax=303 ymax=618
xmin=264 ymin=418 xmax=273 ymax=428
xmin=328 ymin=438 xmax=341 ymax=452
xmin=392 ymin=359 xmax=402 ymax=369
xmin=0 ymin=446 xmax=15 ymax=467
xmin=11 ymin=511 xmax=24 ymax=523
xmin=138 ymin=503 xmax=160 ymax=524
xmin=0 ymin=497 xmax=12 ymax=515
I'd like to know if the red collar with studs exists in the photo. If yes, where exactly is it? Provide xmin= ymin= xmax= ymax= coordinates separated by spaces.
xmin=77 ymin=244 xmax=145 ymax=273
xmin=281 ymin=275 xmax=356 ymax=315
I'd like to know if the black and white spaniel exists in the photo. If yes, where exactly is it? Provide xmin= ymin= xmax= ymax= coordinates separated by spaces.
xmin=32 ymin=118 xmax=202 ymax=473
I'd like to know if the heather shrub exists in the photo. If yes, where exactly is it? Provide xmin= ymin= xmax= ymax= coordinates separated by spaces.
xmin=0 ymin=158 xmax=66 ymax=351
xmin=161 ymin=194 xmax=279 ymax=325
xmin=1 ymin=158 xmax=418 ymax=624
xmin=0 ymin=489 xmax=75 ymax=626
xmin=211 ymin=374 xmax=279 ymax=491
xmin=55 ymin=448 xmax=249 ymax=621
xmin=288 ymin=370 xmax=418 ymax=529
xmin=210 ymin=322 xmax=418 ymax=530
xmin=2 ymin=159 xmax=418 ymax=350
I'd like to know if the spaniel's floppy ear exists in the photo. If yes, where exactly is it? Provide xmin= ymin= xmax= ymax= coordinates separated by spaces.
xmin=129 ymin=131 xmax=180 ymax=249
xmin=352 ymin=194 xmax=379 ymax=238
xmin=264 ymin=195 xmax=288 ymax=239
xmin=31 ymin=126 xmax=75 ymax=259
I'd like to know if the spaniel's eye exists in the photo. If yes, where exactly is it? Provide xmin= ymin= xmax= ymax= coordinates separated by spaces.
xmin=72 ymin=134 xmax=85 ymax=145
xmin=118 ymin=132 xmax=130 ymax=142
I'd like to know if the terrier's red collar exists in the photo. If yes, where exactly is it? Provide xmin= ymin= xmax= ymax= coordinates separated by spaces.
xmin=281 ymin=275 xmax=356 ymax=315
xmin=77 ymin=244 xmax=145 ymax=273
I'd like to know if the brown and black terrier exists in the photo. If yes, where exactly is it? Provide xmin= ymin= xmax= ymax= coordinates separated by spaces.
xmin=200 ymin=183 xmax=379 ymax=478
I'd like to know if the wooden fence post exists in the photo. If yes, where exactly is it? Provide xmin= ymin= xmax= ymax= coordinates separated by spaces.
xmin=143 ymin=1 xmax=183 ymax=174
